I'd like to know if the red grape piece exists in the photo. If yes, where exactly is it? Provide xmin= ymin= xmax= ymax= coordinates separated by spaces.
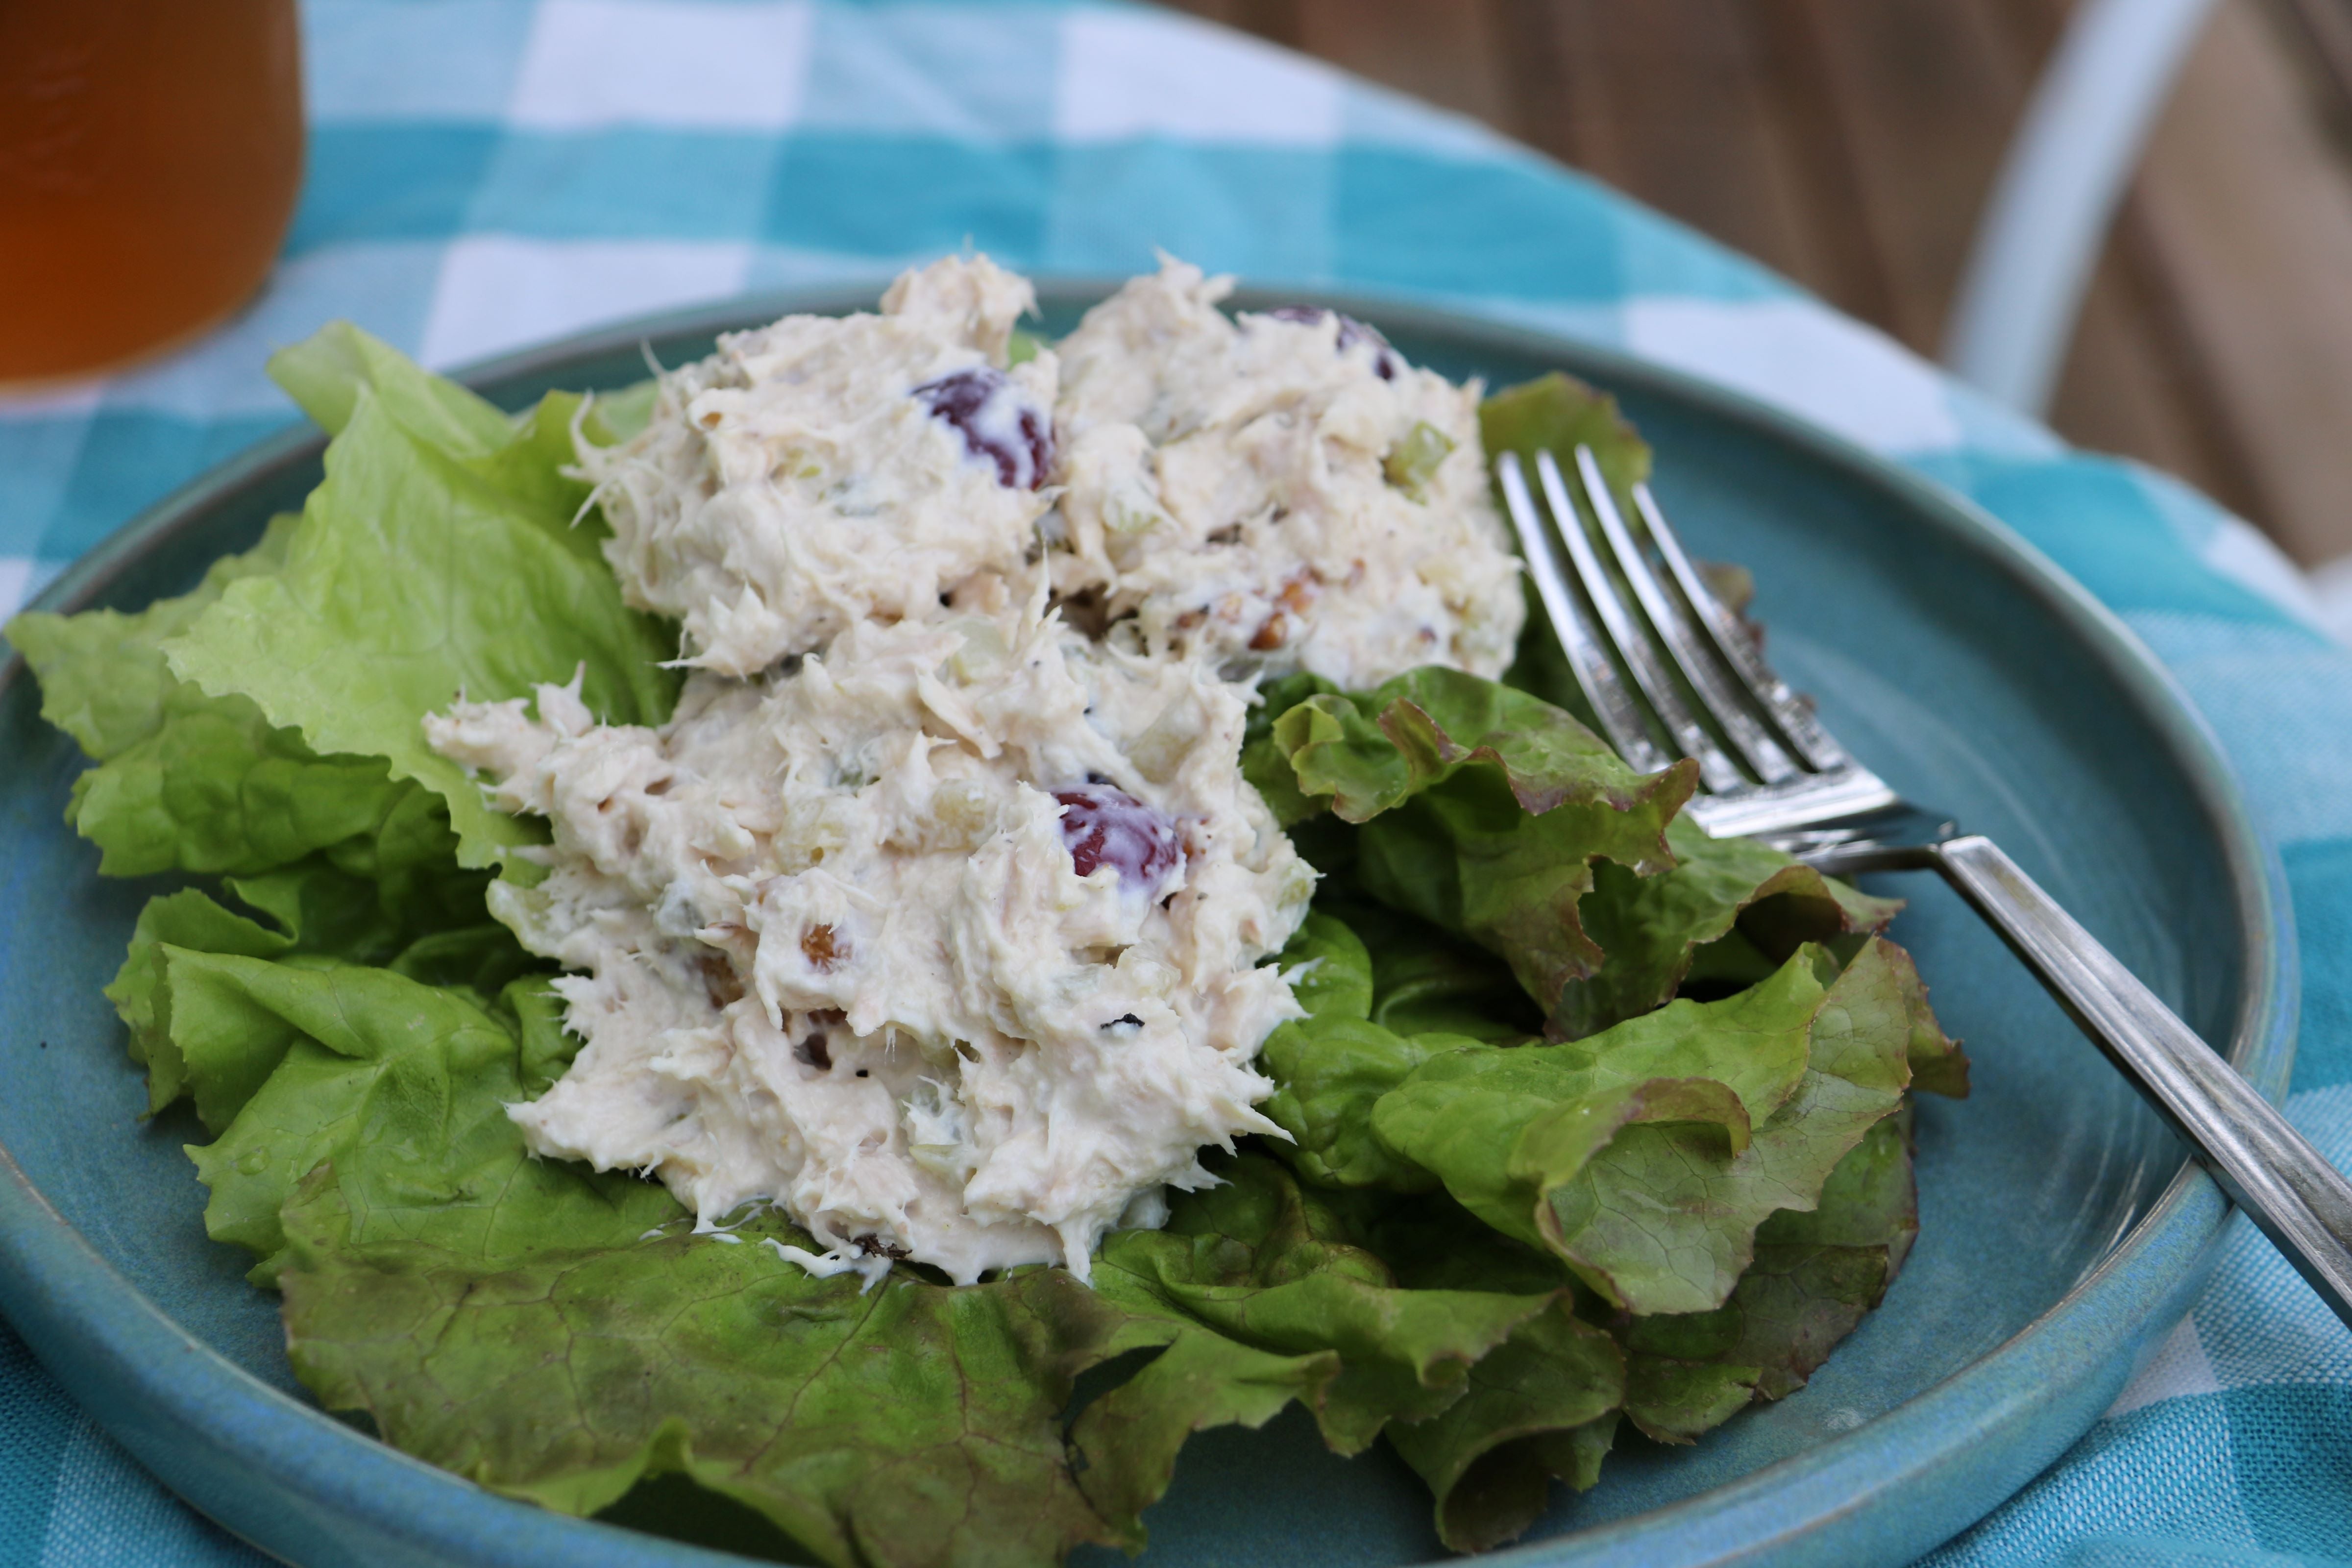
xmin=1054 ymin=783 xmax=1181 ymax=895
xmin=914 ymin=366 xmax=1054 ymax=488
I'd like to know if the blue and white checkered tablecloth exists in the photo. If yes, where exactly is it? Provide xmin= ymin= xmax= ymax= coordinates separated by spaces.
xmin=5 ymin=3 xmax=2352 ymax=1563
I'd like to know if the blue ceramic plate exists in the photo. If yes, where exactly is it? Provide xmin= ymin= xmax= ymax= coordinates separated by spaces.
xmin=0 ymin=286 xmax=2293 ymax=1568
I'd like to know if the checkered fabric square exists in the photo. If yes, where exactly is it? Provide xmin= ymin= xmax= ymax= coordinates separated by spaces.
xmin=4 ymin=3 xmax=2350 ymax=1563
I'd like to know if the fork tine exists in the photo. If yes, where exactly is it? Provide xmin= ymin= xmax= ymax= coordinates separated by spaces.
xmin=1495 ymin=453 xmax=1673 ymax=775
xmin=1627 ymin=480 xmax=1853 ymax=773
xmin=1570 ymin=447 xmax=1799 ymax=785
xmin=1535 ymin=450 xmax=1744 ymax=792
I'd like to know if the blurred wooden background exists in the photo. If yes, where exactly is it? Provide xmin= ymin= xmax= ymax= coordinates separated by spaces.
xmin=1166 ymin=0 xmax=2352 ymax=570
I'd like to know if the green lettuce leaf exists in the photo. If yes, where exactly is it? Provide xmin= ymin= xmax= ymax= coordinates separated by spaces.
xmin=1386 ymin=1320 xmax=1622 ymax=1552
xmin=1099 ymin=1166 xmax=1639 ymax=1555
xmin=104 ymin=816 xmax=522 ymax=1120
xmin=1054 ymin=1317 xmax=1339 ymax=1556
xmin=4 ymin=515 xmax=449 ymax=881
xmin=1618 ymin=1108 xmax=1917 ymax=1441
xmin=1262 ymin=1016 xmax=1463 ymax=1193
xmin=1240 ymin=672 xmax=1332 ymax=829
xmin=1092 ymin=1154 xmax=1557 ymax=1454
xmin=160 ymin=958 xmax=596 ymax=1276
xmin=106 ymin=890 xmax=296 ymax=1114
xmin=63 ymin=688 xmax=416 ymax=877
xmin=1340 ymin=1192 xmax=1623 ymax=1552
xmin=1558 ymin=815 xmax=1903 ymax=1037
xmin=1883 ymin=938 xmax=1971 ymax=1098
xmin=1270 ymin=665 xmax=1692 ymax=828
xmin=1338 ymin=897 xmax=1541 ymax=1043
xmin=270 ymin=321 xmax=520 ymax=458
xmin=164 ymin=331 xmax=679 ymax=872
xmin=1254 ymin=667 xmax=1696 ymax=1018
xmin=1478 ymin=372 xmax=1649 ymax=501
xmin=1371 ymin=940 xmax=1919 ymax=1315
xmin=1257 ymin=911 xmax=1508 ymax=1190
xmin=267 ymin=320 xmax=652 ymax=558
xmin=1277 ymin=908 xmax=1375 ymax=1022
xmin=5 ymin=512 xmax=295 ymax=762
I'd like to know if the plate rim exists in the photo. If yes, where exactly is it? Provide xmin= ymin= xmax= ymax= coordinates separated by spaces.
xmin=0 ymin=279 xmax=2296 ymax=1568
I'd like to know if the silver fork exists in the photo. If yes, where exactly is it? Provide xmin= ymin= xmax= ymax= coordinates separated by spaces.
xmin=1499 ymin=444 xmax=2352 ymax=1328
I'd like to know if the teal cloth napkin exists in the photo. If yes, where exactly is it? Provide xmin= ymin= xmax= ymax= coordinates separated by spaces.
xmin=3 ymin=2 xmax=2349 ymax=1563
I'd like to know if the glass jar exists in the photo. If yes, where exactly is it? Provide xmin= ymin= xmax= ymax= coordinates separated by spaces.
xmin=0 ymin=0 xmax=304 ymax=388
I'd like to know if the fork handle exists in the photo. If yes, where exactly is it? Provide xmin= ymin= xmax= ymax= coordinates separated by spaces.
xmin=1928 ymin=833 xmax=2352 ymax=1325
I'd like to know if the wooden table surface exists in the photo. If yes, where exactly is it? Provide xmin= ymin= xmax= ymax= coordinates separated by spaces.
xmin=1168 ymin=0 xmax=2352 ymax=570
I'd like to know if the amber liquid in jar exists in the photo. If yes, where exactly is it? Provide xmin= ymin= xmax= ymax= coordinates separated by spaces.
xmin=0 ymin=0 xmax=304 ymax=388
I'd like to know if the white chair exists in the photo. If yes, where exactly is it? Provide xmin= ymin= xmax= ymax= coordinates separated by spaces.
xmin=1946 ymin=0 xmax=2352 ymax=634
xmin=1940 ymin=0 xmax=2223 ymax=416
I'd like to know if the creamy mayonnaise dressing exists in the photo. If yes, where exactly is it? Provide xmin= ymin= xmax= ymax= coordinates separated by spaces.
xmin=426 ymin=254 xmax=1522 ymax=1281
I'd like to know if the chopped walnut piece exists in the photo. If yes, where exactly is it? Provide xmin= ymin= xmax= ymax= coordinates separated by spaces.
xmin=1249 ymin=571 xmax=1320 ymax=652
xmin=801 ymin=923 xmax=845 ymax=970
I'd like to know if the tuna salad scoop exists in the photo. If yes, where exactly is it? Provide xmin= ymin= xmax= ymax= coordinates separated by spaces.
xmin=1049 ymin=256 xmax=1524 ymax=688
xmin=426 ymin=254 xmax=1522 ymax=1282
xmin=428 ymin=588 xmax=1311 ymax=1282
xmin=587 ymin=254 xmax=1058 ymax=677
